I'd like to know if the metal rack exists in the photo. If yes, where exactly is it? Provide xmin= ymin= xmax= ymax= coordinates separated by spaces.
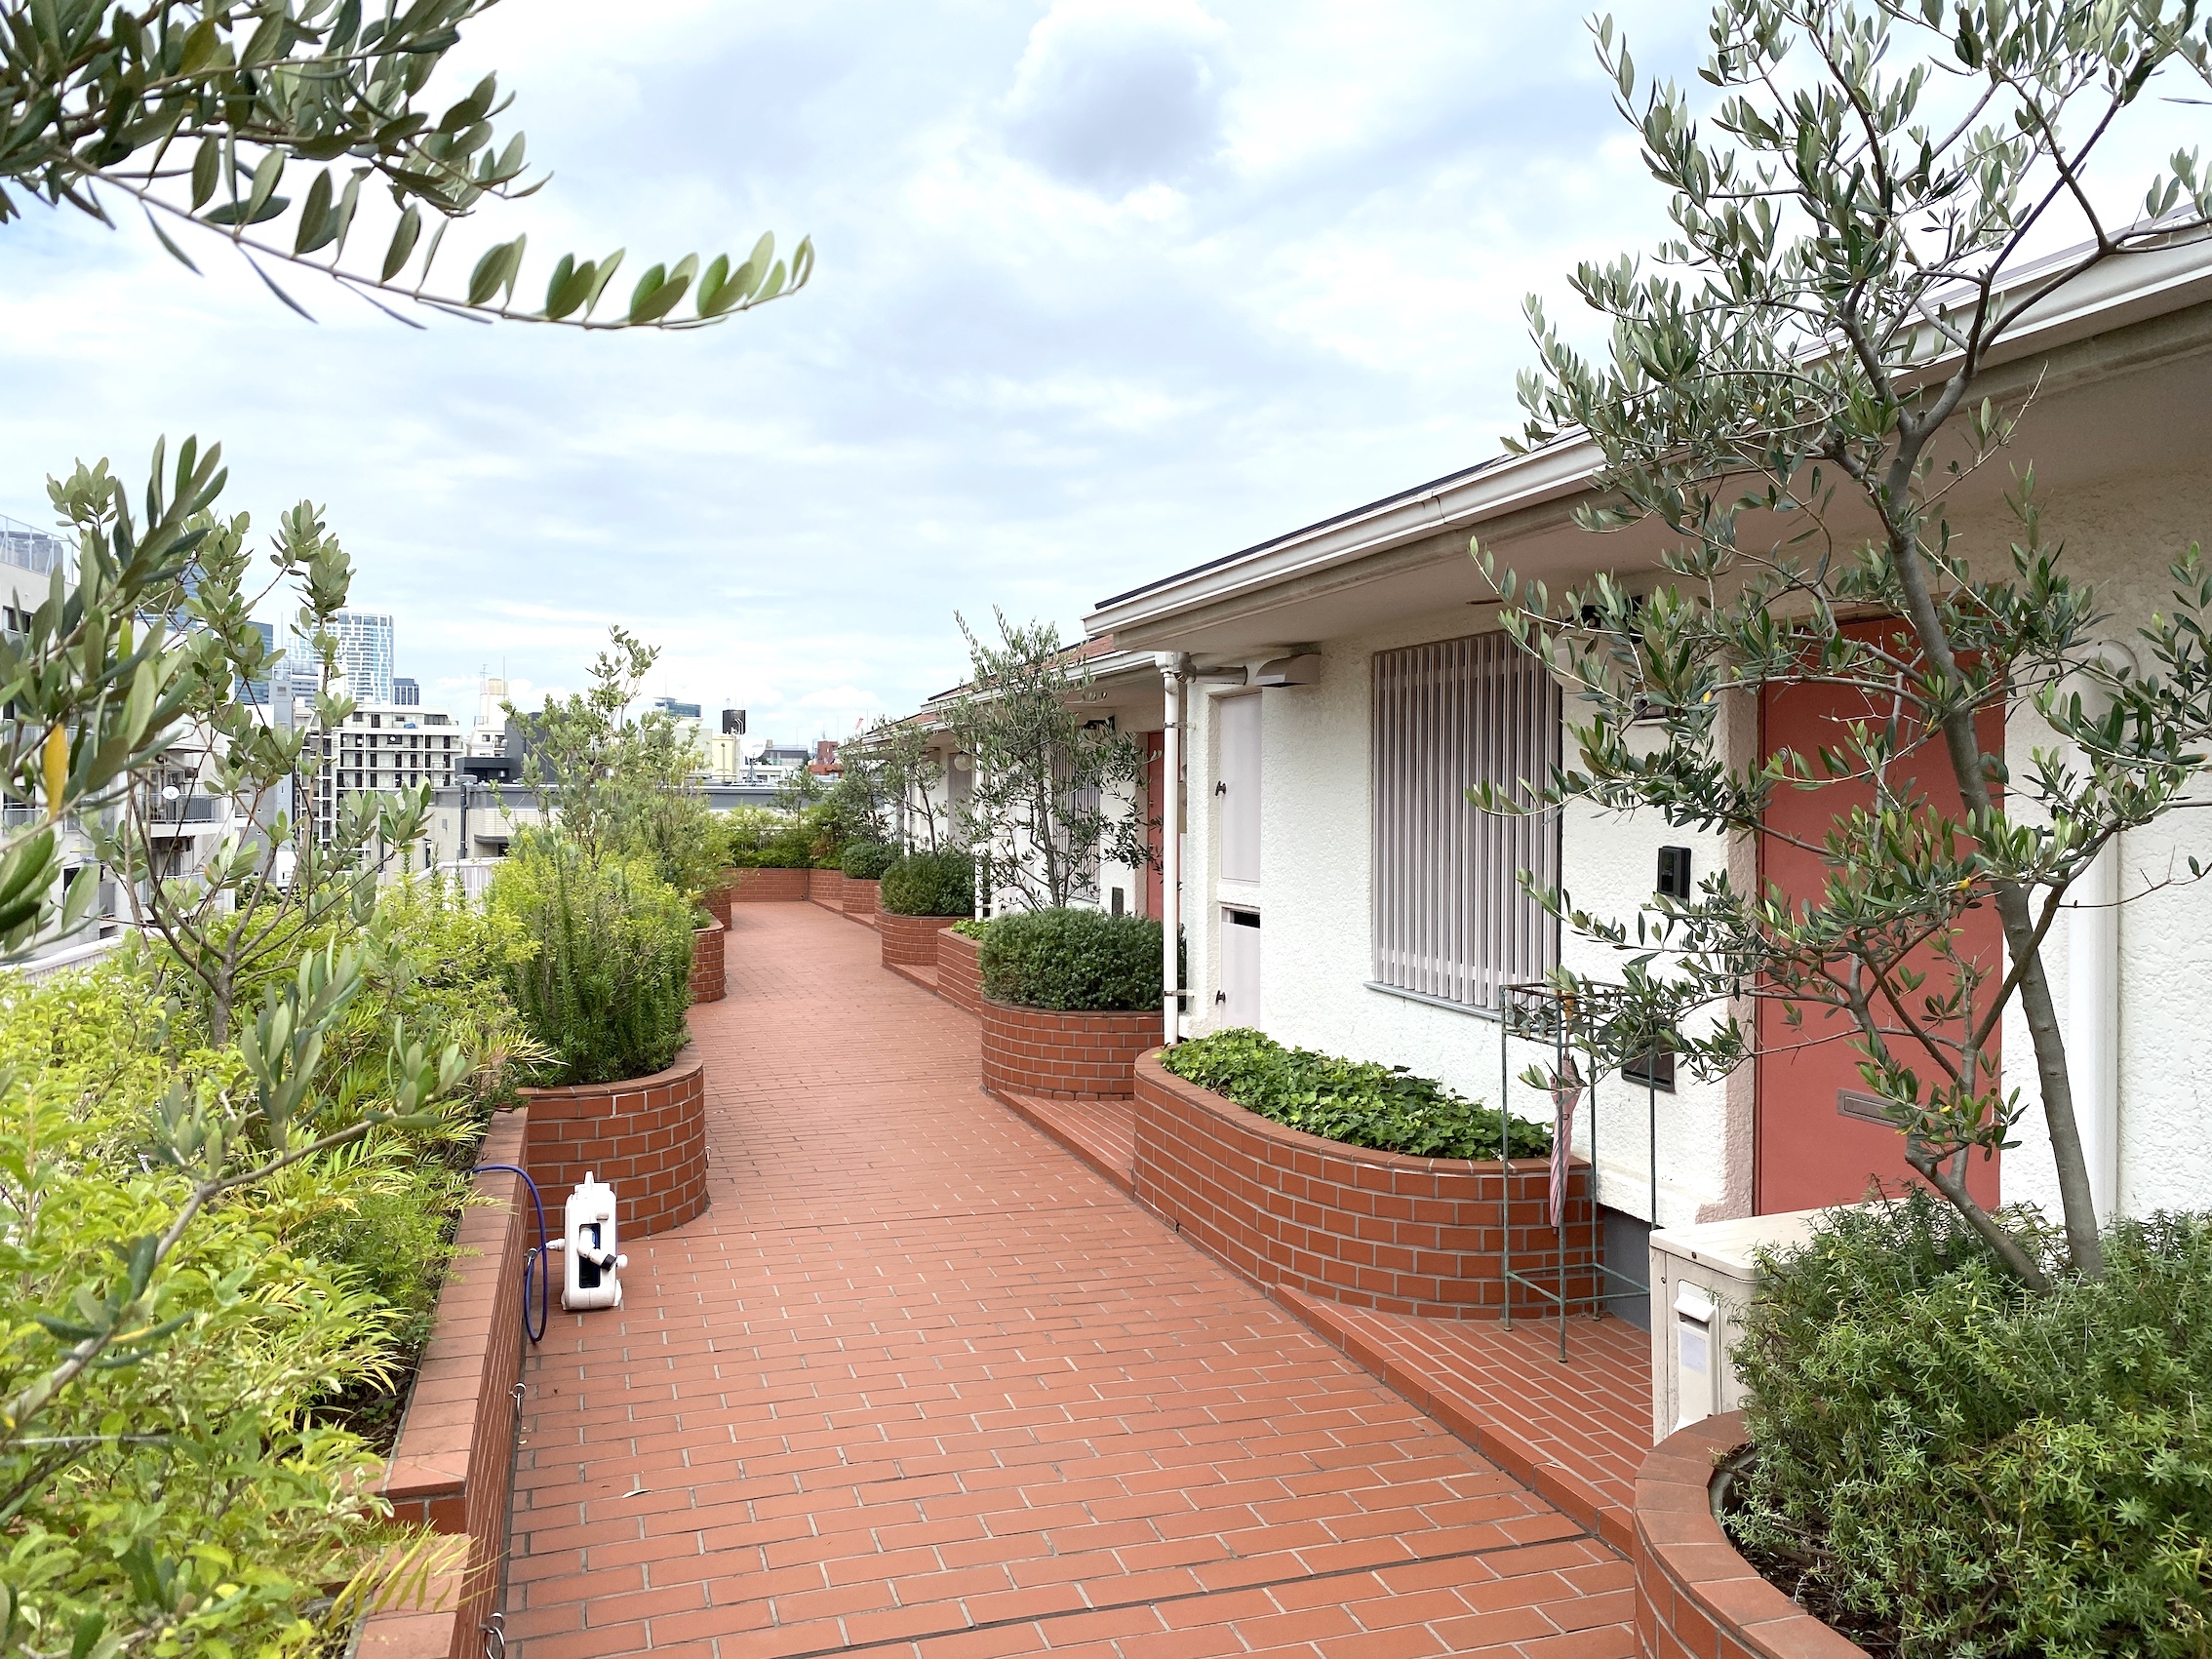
xmin=1497 ymin=980 xmax=1661 ymax=1361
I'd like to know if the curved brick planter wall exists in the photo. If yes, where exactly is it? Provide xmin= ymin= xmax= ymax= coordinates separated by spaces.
xmin=881 ymin=911 xmax=958 ymax=968
xmin=734 ymin=866 xmax=808 ymax=902
xmin=1132 ymin=1053 xmax=1598 ymax=1319
xmin=521 ymin=1047 xmax=708 ymax=1237
xmin=361 ymin=1110 xmax=533 ymax=1659
xmin=704 ymin=869 xmax=738 ymax=924
xmin=1634 ymin=1411 xmax=1869 ymax=1659
xmin=809 ymin=867 xmax=846 ymax=907
xmin=690 ymin=922 xmax=726 ymax=1004
xmin=981 ymin=997 xmax=1160 ymax=1099
xmin=937 ymin=929 xmax=983 ymax=1016
xmin=842 ymin=876 xmax=880 ymax=924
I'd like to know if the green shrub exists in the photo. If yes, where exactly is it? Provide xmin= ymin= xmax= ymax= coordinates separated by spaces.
xmin=978 ymin=907 xmax=1161 ymax=1011
xmin=840 ymin=841 xmax=899 ymax=880
xmin=490 ymin=838 xmax=695 ymax=1086
xmin=715 ymin=805 xmax=815 ymax=868
xmin=950 ymin=917 xmax=993 ymax=940
xmin=1161 ymin=1028 xmax=1549 ymax=1159
xmin=880 ymin=849 xmax=974 ymax=917
xmin=1731 ymin=1194 xmax=2212 ymax=1659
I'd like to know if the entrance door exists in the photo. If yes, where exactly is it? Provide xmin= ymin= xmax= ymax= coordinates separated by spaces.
xmin=1219 ymin=907 xmax=1261 ymax=1026
xmin=1755 ymin=631 xmax=2003 ymax=1213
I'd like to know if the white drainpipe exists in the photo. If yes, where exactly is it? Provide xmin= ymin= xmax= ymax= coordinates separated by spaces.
xmin=1157 ymin=652 xmax=1188 ymax=1047
xmin=2069 ymin=836 xmax=2120 ymax=1221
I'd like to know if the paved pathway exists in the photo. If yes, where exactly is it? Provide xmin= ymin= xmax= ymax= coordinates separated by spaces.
xmin=506 ymin=904 xmax=1634 ymax=1659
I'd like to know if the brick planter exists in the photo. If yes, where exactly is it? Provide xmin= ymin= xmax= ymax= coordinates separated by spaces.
xmin=980 ymin=997 xmax=1160 ymax=1099
xmin=842 ymin=876 xmax=880 ymax=925
xmin=734 ymin=866 xmax=808 ymax=902
xmin=881 ymin=911 xmax=958 ymax=968
xmin=1132 ymin=1052 xmax=1598 ymax=1320
xmin=360 ymin=1110 xmax=534 ymax=1659
xmin=809 ymin=867 xmax=846 ymax=908
xmin=937 ymin=928 xmax=983 ymax=1015
xmin=1634 ymin=1411 xmax=1868 ymax=1659
xmin=690 ymin=921 xmax=726 ymax=1004
xmin=704 ymin=868 xmax=739 ymax=924
xmin=520 ymin=1047 xmax=708 ymax=1238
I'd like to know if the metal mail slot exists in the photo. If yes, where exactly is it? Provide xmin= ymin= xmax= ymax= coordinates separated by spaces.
xmin=1837 ymin=1088 xmax=1897 ymax=1126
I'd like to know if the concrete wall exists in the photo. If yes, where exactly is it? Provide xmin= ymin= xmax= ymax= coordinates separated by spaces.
xmin=1999 ymin=470 xmax=2212 ymax=1221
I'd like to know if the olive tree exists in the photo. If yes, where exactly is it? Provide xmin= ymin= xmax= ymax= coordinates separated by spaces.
xmin=0 ymin=0 xmax=810 ymax=326
xmin=945 ymin=611 xmax=1147 ymax=912
xmin=1484 ymin=0 xmax=2212 ymax=1287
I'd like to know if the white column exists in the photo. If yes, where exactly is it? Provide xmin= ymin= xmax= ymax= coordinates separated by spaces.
xmin=1157 ymin=652 xmax=1187 ymax=1047
xmin=2069 ymin=837 xmax=2120 ymax=1220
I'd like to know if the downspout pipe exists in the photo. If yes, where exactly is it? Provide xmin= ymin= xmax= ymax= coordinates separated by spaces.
xmin=2066 ymin=640 xmax=2130 ymax=1224
xmin=1157 ymin=652 xmax=1189 ymax=1048
xmin=2069 ymin=836 xmax=2120 ymax=1221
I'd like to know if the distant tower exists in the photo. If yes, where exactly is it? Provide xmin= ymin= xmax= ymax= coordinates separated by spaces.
xmin=392 ymin=676 xmax=420 ymax=706
xmin=722 ymin=708 xmax=746 ymax=735
xmin=468 ymin=672 xmax=510 ymax=758
xmin=297 ymin=610 xmax=395 ymax=703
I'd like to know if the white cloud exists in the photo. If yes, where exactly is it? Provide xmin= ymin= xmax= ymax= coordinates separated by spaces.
xmin=1 ymin=0 xmax=2199 ymax=739
xmin=1003 ymin=0 xmax=1234 ymax=200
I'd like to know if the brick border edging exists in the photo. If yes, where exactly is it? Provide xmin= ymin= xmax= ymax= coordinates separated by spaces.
xmin=1283 ymin=1285 xmax=1634 ymax=1552
xmin=1634 ymin=1412 xmax=1869 ymax=1659
xmin=989 ymin=1088 xmax=1138 ymax=1196
xmin=841 ymin=876 xmax=880 ymax=925
xmin=520 ymin=1047 xmax=709 ymax=1238
xmin=1131 ymin=1052 xmax=1599 ymax=1320
xmin=360 ymin=1109 xmax=533 ymax=1659
xmin=690 ymin=922 xmax=726 ymax=1004
xmin=935 ymin=928 xmax=983 ymax=1016
xmin=733 ymin=866 xmax=809 ymax=902
xmin=980 ymin=996 xmax=1159 ymax=1099
xmin=880 ymin=911 xmax=958 ymax=968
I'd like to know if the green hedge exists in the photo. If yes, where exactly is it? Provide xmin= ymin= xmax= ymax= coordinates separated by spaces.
xmin=490 ymin=841 xmax=695 ymax=1086
xmin=1160 ymin=1028 xmax=1549 ymax=1159
xmin=1731 ymin=1195 xmax=2212 ymax=1659
xmin=880 ymin=849 xmax=974 ymax=917
xmin=978 ymin=907 xmax=1161 ymax=1011
xmin=839 ymin=841 xmax=900 ymax=880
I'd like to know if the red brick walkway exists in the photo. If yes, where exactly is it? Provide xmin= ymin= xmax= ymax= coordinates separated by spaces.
xmin=506 ymin=904 xmax=1635 ymax=1658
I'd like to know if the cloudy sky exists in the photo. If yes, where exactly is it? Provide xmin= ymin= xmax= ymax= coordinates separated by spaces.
xmin=0 ymin=2 xmax=2196 ymax=738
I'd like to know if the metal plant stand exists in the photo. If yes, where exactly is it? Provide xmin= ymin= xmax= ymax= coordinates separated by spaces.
xmin=1497 ymin=980 xmax=1658 ymax=1361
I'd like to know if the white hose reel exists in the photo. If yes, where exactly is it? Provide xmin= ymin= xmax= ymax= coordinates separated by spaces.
xmin=546 ymin=1171 xmax=628 ymax=1311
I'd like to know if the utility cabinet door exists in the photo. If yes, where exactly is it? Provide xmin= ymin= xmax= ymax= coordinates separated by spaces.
xmin=1218 ymin=694 xmax=1261 ymax=885
xmin=1219 ymin=908 xmax=1261 ymax=1028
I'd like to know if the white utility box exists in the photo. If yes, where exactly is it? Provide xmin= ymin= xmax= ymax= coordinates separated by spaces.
xmin=1646 ymin=1208 xmax=1827 ymax=1444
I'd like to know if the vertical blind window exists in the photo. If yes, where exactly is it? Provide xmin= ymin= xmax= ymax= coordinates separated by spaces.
xmin=1372 ymin=632 xmax=1560 ymax=1008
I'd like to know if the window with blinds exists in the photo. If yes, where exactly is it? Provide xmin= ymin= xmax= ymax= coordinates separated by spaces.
xmin=1371 ymin=631 xmax=1561 ymax=1008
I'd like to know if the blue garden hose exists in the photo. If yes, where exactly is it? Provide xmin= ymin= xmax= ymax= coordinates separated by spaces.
xmin=470 ymin=1163 xmax=549 ymax=1345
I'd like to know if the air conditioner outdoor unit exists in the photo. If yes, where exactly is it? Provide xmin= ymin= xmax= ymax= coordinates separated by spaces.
xmin=1646 ymin=1208 xmax=1827 ymax=1443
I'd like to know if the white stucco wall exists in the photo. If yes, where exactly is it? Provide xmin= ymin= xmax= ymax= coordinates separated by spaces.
xmin=1178 ymin=614 xmax=1738 ymax=1230
xmin=1999 ymin=472 xmax=2212 ymax=1222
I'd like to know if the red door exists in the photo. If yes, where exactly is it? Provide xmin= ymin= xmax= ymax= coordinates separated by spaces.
xmin=1755 ymin=630 xmax=2002 ymax=1213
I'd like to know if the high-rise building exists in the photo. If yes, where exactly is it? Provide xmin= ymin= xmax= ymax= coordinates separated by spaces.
xmin=653 ymin=696 xmax=702 ymax=720
xmin=298 ymin=610 xmax=395 ymax=704
xmin=393 ymin=676 xmax=420 ymax=706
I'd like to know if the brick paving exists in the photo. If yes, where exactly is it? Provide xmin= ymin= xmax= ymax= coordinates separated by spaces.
xmin=991 ymin=1089 xmax=1652 ymax=1549
xmin=506 ymin=903 xmax=1636 ymax=1658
